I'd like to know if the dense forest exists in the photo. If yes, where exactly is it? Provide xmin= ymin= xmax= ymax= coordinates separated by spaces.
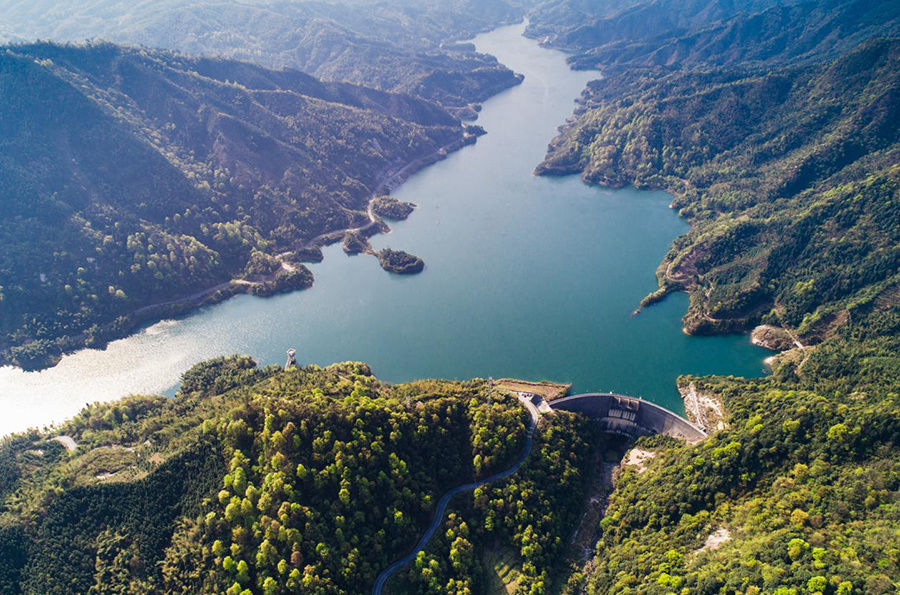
xmin=579 ymin=287 xmax=900 ymax=593
xmin=524 ymin=0 xmax=900 ymax=592
xmin=0 ymin=42 xmax=477 ymax=370
xmin=0 ymin=0 xmax=898 ymax=593
xmin=388 ymin=412 xmax=601 ymax=594
xmin=0 ymin=0 xmax=527 ymax=117
xmin=0 ymin=357 xmax=602 ymax=594
xmin=2 ymin=338 xmax=895 ymax=593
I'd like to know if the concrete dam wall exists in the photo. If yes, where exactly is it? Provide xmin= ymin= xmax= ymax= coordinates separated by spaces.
xmin=550 ymin=393 xmax=706 ymax=443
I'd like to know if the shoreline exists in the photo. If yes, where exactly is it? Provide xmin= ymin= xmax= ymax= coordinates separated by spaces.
xmin=536 ymin=162 xmax=777 ymax=344
xmin=0 ymin=21 xmax=771 ymax=441
xmin=1 ymin=127 xmax=490 ymax=374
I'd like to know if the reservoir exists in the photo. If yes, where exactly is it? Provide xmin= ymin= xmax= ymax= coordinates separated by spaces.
xmin=0 ymin=22 xmax=769 ymax=436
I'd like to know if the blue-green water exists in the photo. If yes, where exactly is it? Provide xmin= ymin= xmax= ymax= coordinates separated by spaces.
xmin=0 ymin=22 xmax=769 ymax=436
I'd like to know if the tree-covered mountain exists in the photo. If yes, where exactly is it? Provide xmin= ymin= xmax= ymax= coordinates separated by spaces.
xmin=530 ymin=0 xmax=899 ymax=349
xmin=538 ymin=39 xmax=899 ymax=341
xmin=515 ymin=4 xmax=900 ymax=588
xmin=0 ymin=0 xmax=527 ymax=116
xmin=521 ymin=3 xmax=900 ymax=589
xmin=581 ymin=368 xmax=899 ymax=594
xmin=0 ymin=42 xmax=478 ymax=370
xmin=1 ymin=339 xmax=896 ymax=593
xmin=0 ymin=358 xmax=597 ymax=594
xmin=526 ymin=0 xmax=784 ymax=54
xmin=1 ymin=2 xmax=897 ymax=594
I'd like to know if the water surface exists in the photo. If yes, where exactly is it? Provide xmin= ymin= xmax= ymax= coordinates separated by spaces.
xmin=0 ymin=22 xmax=769 ymax=436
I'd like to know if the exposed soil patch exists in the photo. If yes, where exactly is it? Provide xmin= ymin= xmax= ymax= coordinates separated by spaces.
xmin=679 ymin=380 xmax=726 ymax=433
xmin=53 ymin=435 xmax=77 ymax=452
xmin=697 ymin=527 xmax=731 ymax=553
xmin=623 ymin=447 xmax=656 ymax=473
xmin=751 ymin=324 xmax=795 ymax=351
xmin=495 ymin=379 xmax=571 ymax=402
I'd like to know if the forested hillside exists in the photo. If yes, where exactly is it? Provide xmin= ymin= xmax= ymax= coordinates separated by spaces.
xmin=0 ymin=358 xmax=597 ymax=594
xmin=0 ymin=43 xmax=474 ymax=370
xmin=558 ymin=0 xmax=900 ymax=71
xmin=4 ymin=349 xmax=895 ymax=594
xmin=388 ymin=412 xmax=601 ymax=594
xmin=1 ymin=2 xmax=897 ymax=594
xmin=529 ymin=0 xmax=899 ymax=71
xmin=524 ymin=1 xmax=900 ymax=592
xmin=538 ymin=40 xmax=899 ymax=341
xmin=582 ymin=367 xmax=899 ymax=594
xmin=526 ymin=0 xmax=784 ymax=53
xmin=0 ymin=0 xmax=526 ymax=116
xmin=532 ymin=0 xmax=900 ymax=349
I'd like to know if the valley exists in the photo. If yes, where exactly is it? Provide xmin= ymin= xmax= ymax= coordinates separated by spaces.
xmin=0 ymin=22 xmax=768 ymax=437
xmin=0 ymin=1 xmax=897 ymax=593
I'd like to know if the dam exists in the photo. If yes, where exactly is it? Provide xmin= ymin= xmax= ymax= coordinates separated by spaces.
xmin=549 ymin=392 xmax=707 ymax=443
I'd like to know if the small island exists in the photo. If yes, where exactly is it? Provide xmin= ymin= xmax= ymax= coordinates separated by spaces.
xmin=240 ymin=250 xmax=314 ymax=296
xmin=371 ymin=195 xmax=416 ymax=220
xmin=377 ymin=248 xmax=425 ymax=274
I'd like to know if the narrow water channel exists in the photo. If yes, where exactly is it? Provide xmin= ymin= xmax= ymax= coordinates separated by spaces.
xmin=0 ymin=22 xmax=770 ymax=436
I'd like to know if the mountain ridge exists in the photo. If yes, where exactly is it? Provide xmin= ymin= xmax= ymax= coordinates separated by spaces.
xmin=0 ymin=0 xmax=527 ymax=115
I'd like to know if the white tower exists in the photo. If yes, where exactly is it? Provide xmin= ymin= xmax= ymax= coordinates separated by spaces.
xmin=285 ymin=348 xmax=297 ymax=370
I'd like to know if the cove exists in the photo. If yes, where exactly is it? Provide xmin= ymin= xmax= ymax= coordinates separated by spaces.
xmin=0 ymin=22 xmax=770 ymax=437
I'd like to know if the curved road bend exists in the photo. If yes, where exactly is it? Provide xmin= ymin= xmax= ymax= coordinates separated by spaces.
xmin=372 ymin=394 xmax=541 ymax=594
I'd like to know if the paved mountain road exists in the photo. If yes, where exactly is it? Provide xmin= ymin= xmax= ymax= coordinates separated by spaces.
xmin=372 ymin=393 xmax=541 ymax=594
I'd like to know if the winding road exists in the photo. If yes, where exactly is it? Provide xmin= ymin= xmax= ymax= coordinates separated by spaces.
xmin=372 ymin=393 xmax=541 ymax=594
xmin=299 ymin=133 xmax=476 ymax=252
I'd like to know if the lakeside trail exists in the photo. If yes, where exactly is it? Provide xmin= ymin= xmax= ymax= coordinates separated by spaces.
xmin=25 ymin=134 xmax=479 ymax=371
xmin=132 ymin=136 xmax=467 ymax=318
xmin=135 ymin=132 xmax=476 ymax=316
xmin=296 ymin=131 xmax=477 ymax=251
xmin=372 ymin=393 xmax=541 ymax=594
